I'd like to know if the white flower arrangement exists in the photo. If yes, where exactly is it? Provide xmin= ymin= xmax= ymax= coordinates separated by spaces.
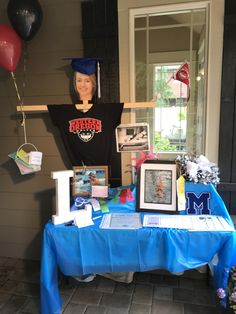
xmin=175 ymin=154 xmax=220 ymax=185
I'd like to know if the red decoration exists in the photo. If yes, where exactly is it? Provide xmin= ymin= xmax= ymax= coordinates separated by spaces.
xmin=119 ymin=188 xmax=134 ymax=204
xmin=173 ymin=62 xmax=190 ymax=86
xmin=119 ymin=189 xmax=128 ymax=204
xmin=0 ymin=23 xmax=21 ymax=72
xmin=132 ymin=147 xmax=158 ymax=173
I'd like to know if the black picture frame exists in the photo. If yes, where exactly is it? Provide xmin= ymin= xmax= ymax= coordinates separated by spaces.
xmin=137 ymin=160 xmax=177 ymax=213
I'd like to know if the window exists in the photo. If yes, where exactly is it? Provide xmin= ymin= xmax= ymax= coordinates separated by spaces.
xmin=118 ymin=0 xmax=223 ymax=184
xmin=130 ymin=3 xmax=209 ymax=157
xmin=154 ymin=64 xmax=188 ymax=152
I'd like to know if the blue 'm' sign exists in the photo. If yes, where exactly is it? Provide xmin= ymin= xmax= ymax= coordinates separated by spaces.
xmin=186 ymin=192 xmax=211 ymax=215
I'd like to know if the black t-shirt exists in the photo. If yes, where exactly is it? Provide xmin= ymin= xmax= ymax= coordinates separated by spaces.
xmin=47 ymin=103 xmax=124 ymax=167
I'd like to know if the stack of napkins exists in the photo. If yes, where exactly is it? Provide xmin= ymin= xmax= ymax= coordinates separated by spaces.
xmin=8 ymin=148 xmax=42 ymax=175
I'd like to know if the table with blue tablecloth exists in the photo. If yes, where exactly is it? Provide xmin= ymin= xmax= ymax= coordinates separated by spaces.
xmin=40 ymin=182 xmax=236 ymax=314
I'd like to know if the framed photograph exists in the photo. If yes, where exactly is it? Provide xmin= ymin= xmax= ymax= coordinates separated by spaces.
xmin=116 ymin=123 xmax=150 ymax=152
xmin=72 ymin=166 xmax=108 ymax=196
xmin=137 ymin=160 xmax=177 ymax=213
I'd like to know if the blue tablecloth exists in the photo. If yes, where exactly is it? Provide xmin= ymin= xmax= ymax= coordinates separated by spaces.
xmin=40 ymin=183 xmax=236 ymax=314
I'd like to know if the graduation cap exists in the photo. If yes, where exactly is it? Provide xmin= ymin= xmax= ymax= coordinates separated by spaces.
xmin=70 ymin=58 xmax=97 ymax=74
xmin=64 ymin=57 xmax=101 ymax=98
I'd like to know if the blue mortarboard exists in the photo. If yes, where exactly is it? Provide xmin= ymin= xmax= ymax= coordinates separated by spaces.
xmin=70 ymin=58 xmax=98 ymax=75
xmin=64 ymin=57 xmax=101 ymax=98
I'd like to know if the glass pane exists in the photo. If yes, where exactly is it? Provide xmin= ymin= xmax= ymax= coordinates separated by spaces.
xmin=154 ymin=65 xmax=188 ymax=152
xmin=135 ymin=30 xmax=147 ymax=101
xmin=135 ymin=16 xmax=146 ymax=28
xmin=149 ymin=12 xmax=190 ymax=27
xmin=149 ymin=27 xmax=190 ymax=53
xmin=191 ymin=9 xmax=206 ymax=155
xmin=134 ymin=6 xmax=208 ymax=156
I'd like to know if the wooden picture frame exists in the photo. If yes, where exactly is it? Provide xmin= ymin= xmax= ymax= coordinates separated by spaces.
xmin=137 ymin=160 xmax=177 ymax=213
xmin=116 ymin=123 xmax=150 ymax=152
xmin=72 ymin=166 xmax=108 ymax=196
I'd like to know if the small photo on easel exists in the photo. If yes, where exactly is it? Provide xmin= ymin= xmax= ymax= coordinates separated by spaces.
xmin=72 ymin=166 xmax=108 ymax=196
xmin=116 ymin=123 xmax=150 ymax=152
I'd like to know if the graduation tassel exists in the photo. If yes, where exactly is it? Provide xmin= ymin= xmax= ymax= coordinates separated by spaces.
xmin=97 ymin=61 xmax=101 ymax=98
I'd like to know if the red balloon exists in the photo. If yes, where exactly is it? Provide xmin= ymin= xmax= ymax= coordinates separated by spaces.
xmin=0 ymin=23 xmax=21 ymax=72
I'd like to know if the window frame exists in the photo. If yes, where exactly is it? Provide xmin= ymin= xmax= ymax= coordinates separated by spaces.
xmin=118 ymin=0 xmax=224 ymax=164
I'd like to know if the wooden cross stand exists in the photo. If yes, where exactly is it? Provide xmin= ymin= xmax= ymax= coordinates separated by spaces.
xmin=16 ymin=101 xmax=155 ymax=225
xmin=16 ymin=101 xmax=155 ymax=112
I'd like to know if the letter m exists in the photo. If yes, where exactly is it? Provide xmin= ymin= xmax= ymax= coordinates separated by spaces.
xmin=186 ymin=192 xmax=211 ymax=215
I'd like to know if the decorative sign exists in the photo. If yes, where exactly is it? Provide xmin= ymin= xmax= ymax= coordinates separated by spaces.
xmin=51 ymin=170 xmax=74 ymax=225
xmin=186 ymin=192 xmax=211 ymax=215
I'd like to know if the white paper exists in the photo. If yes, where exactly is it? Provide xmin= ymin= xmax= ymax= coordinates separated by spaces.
xmin=91 ymin=185 xmax=108 ymax=198
xmin=143 ymin=215 xmax=193 ymax=229
xmin=29 ymin=151 xmax=43 ymax=165
xmin=74 ymin=206 xmax=94 ymax=228
xmin=143 ymin=214 xmax=235 ymax=231
xmin=100 ymin=213 xmax=142 ymax=229
xmin=90 ymin=198 xmax=101 ymax=212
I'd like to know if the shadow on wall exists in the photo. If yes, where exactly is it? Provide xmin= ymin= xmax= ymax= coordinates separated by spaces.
xmin=2 ymin=159 xmax=55 ymax=260
xmin=2 ymin=159 xmax=37 ymax=184
xmin=24 ymin=188 xmax=55 ymax=261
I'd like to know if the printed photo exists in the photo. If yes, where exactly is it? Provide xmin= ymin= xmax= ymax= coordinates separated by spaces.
xmin=116 ymin=123 xmax=150 ymax=152
xmin=137 ymin=161 xmax=177 ymax=213
xmin=144 ymin=169 xmax=172 ymax=205
xmin=73 ymin=166 xmax=108 ymax=196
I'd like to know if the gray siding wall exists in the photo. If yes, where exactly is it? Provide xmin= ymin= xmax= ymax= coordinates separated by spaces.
xmin=0 ymin=0 xmax=83 ymax=260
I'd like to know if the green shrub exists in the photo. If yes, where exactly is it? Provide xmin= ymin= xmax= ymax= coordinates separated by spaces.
xmin=154 ymin=134 xmax=177 ymax=151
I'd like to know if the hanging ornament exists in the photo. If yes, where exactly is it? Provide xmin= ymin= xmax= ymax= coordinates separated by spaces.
xmin=173 ymin=62 xmax=190 ymax=86
xmin=9 ymin=62 xmax=43 ymax=175
xmin=173 ymin=62 xmax=190 ymax=100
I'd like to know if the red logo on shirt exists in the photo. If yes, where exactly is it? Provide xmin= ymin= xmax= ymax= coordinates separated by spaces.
xmin=69 ymin=118 xmax=101 ymax=133
xmin=69 ymin=118 xmax=102 ymax=142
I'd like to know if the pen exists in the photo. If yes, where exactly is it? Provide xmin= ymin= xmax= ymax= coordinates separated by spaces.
xmin=93 ymin=215 xmax=102 ymax=220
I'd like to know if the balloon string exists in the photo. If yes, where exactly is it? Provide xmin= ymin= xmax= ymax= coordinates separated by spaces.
xmin=22 ymin=42 xmax=28 ymax=104
xmin=10 ymin=71 xmax=27 ymax=144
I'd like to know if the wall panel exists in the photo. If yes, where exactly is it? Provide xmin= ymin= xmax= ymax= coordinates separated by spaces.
xmin=0 ymin=0 xmax=83 ymax=259
xmin=218 ymin=0 xmax=236 ymax=214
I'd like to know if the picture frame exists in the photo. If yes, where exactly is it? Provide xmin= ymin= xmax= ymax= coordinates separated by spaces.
xmin=72 ymin=166 xmax=108 ymax=196
xmin=116 ymin=123 xmax=150 ymax=152
xmin=137 ymin=160 xmax=177 ymax=213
